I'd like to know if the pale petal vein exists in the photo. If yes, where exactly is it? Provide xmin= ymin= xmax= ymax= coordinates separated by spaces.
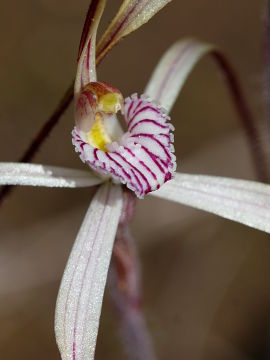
xmin=150 ymin=172 xmax=270 ymax=233
xmin=96 ymin=0 xmax=172 ymax=62
xmin=55 ymin=183 xmax=123 ymax=360
xmin=145 ymin=39 xmax=214 ymax=112
xmin=0 ymin=162 xmax=102 ymax=188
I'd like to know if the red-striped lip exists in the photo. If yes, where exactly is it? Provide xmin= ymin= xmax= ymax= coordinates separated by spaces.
xmin=72 ymin=93 xmax=176 ymax=198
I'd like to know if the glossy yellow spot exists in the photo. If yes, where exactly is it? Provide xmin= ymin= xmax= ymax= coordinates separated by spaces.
xmin=86 ymin=113 xmax=111 ymax=151
xmin=99 ymin=93 xmax=122 ymax=113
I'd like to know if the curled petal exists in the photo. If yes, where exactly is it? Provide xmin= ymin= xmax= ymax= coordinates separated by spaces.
xmin=55 ymin=183 xmax=123 ymax=360
xmin=96 ymin=0 xmax=172 ymax=63
xmin=144 ymin=39 xmax=268 ymax=181
xmin=75 ymin=0 xmax=106 ymax=95
xmin=145 ymin=39 xmax=213 ymax=112
xmin=151 ymin=172 xmax=270 ymax=233
xmin=72 ymin=94 xmax=175 ymax=198
xmin=0 ymin=162 xmax=102 ymax=188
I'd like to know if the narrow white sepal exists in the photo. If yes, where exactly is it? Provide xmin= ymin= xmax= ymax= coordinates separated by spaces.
xmin=97 ymin=0 xmax=172 ymax=59
xmin=55 ymin=183 xmax=123 ymax=360
xmin=0 ymin=162 xmax=103 ymax=188
xmin=150 ymin=172 xmax=270 ymax=233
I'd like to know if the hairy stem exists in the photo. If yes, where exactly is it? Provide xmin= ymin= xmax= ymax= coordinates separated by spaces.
xmin=109 ymin=191 xmax=156 ymax=360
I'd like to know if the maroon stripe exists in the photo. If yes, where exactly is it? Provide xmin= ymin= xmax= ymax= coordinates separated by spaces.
xmin=97 ymin=3 xmax=138 ymax=57
xmin=113 ymin=152 xmax=151 ymax=192
xmin=131 ymin=133 xmax=171 ymax=159
xmin=97 ymin=161 xmax=107 ymax=172
xmin=78 ymin=0 xmax=99 ymax=60
xmin=93 ymin=148 xmax=98 ymax=160
xmin=140 ymin=145 xmax=165 ymax=174
xmin=97 ymin=0 xmax=155 ymax=59
xmin=123 ymin=146 xmax=157 ymax=181
xmin=130 ymin=98 xmax=143 ymax=116
xmin=124 ymin=146 xmax=135 ymax=157
xmin=159 ymin=133 xmax=171 ymax=139
xmin=73 ymin=130 xmax=143 ymax=194
xmin=129 ymin=119 xmax=168 ymax=132
xmin=106 ymin=153 xmax=129 ymax=178
xmin=109 ymin=166 xmax=126 ymax=183
xmin=164 ymin=172 xmax=172 ymax=181
xmin=127 ymin=100 xmax=135 ymax=119
xmin=130 ymin=168 xmax=144 ymax=196
xmin=106 ymin=153 xmax=141 ymax=194
xmin=128 ymin=105 xmax=160 ymax=128
xmin=139 ymin=160 xmax=157 ymax=180
xmin=106 ymin=152 xmax=123 ymax=168
xmin=109 ymin=152 xmax=143 ymax=192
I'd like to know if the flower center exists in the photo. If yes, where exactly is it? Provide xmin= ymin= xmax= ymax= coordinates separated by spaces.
xmin=73 ymin=92 xmax=176 ymax=198
xmin=75 ymin=82 xmax=124 ymax=151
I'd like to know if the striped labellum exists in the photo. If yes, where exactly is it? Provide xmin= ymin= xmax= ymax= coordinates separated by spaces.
xmin=72 ymin=82 xmax=176 ymax=198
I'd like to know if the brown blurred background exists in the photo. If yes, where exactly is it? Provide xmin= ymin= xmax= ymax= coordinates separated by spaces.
xmin=1 ymin=0 xmax=270 ymax=359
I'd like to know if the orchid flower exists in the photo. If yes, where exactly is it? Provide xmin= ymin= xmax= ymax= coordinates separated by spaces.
xmin=1 ymin=0 xmax=270 ymax=359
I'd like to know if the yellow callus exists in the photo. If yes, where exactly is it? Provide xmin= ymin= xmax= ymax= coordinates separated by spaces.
xmin=86 ymin=113 xmax=111 ymax=151
xmin=99 ymin=93 xmax=122 ymax=113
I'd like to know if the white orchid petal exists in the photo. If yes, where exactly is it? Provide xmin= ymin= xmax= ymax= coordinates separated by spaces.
xmin=0 ymin=163 xmax=102 ymax=188
xmin=75 ymin=0 xmax=106 ymax=94
xmin=144 ymin=39 xmax=268 ymax=182
xmin=145 ymin=39 xmax=214 ymax=112
xmin=55 ymin=183 xmax=123 ymax=360
xmin=96 ymin=0 xmax=172 ymax=62
xmin=150 ymin=172 xmax=270 ymax=233
xmin=72 ymin=94 xmax=175 ymax=198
